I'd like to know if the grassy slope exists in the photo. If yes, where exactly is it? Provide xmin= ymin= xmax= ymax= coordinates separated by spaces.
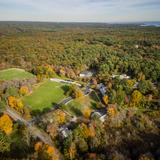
xmin=0 ymin=68 xmax=34 ymax=80
xmin=23 ymin=80 xmax=68 ymax=111
xmin=62 ymin=91 xmax=101 ymax=116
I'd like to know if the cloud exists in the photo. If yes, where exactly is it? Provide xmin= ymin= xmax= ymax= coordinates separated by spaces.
xmin=0 ymin=0 xmax=159 ymax=22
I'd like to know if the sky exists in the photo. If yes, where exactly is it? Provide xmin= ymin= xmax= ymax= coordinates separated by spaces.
xmin=0 ymin=0 xmax=160 ymax=22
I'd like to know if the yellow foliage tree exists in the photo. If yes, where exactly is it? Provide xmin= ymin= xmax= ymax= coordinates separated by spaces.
xmin=8 ymin=96 xmax=24 ymax=112
xmin=103 ymin=95 xmax=109 ymax=105
xmin=83 ymin=107 xmax=92 ymax=119
xmin=80 ymin=123 xmax=91 ymax=138
xmin=88 ymin=124 xmax=96 ymax=137
xmin=19 ymin=86 xmax=29 ymax=95
xmin=53 ymin=110 xmax=66 ymax=124
xmin=74 ymin=89 xmax=84 ymax=98
xmin=8 ymin=96 xmax=17 ymax=108
xmin=138 ymin=72 xmax=145 ymax=81
xmin=0 ymin=114 xmax=13 ymax=135
xmin=130 ymin=90 xmax=143 ymax=106
xmin=126 ymin=79 xmax=136 ymax=88
xmin=68 ymin=142 xmax=76 ymax=160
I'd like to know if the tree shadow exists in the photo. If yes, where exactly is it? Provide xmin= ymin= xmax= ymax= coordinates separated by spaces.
xmin=61 ymin=85 xmax=69 ymax=94
xmin=70 ymin=106 xmax=82 ymax=116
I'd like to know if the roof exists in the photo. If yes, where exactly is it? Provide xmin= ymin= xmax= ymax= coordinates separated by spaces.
xmin=80 ymin=69 xmax=96 ymax=76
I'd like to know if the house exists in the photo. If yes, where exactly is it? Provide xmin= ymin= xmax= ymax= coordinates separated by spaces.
xmin=111 ymin=74 xmax=130 ymax=80
xmin=80 ymin=70 xmax=93 ymax=78
xmin=91 ymin=109 xmax=107 ymax=122
xmin=59 ymin=126 xmax=71 ymax=138
xmin=98 ymin=83 xmax=107 ymax=96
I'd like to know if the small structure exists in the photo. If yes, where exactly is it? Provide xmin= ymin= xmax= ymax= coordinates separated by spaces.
xmin=133 ymin=82 xmax=139 ymax=89
xmin=111 ymin=74 xmax=130 ymax=80
xmin=91 ymin=109 xmax=107 ymax=122
xmin=135 ymin=45 xmax=139 ymax=49
xmin=98 ymin=83 xmax=107 ymax=96
xmin=80 ymin=70 xmax=93 ymax=78
xmin=59 ymin=126 xmax=71 ymax=138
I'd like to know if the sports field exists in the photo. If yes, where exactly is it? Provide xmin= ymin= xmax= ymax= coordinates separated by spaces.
xmin=23 ymin=80 xmax=69 ymax=111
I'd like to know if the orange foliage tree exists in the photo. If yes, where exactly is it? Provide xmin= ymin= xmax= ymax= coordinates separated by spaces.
xmin=0 ymin=114 xmax=13 ymax=135
xmin=107 ymin=105 xmax=117 ymax=117
xmin=34 ymin=141 xmax=59 ymax=160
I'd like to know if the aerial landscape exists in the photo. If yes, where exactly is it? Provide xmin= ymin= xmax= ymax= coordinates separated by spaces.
xmin=0 ymin=0 xmax=160 ymax=160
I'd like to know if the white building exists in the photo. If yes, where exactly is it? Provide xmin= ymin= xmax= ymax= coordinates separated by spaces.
xmin=111 ymin=74 xmax=130 ymax=80
xmin=59 ymin=126 xmax=71 ymax=138
xmin=80 ymin=71 xmax=93 ymax=78
xmin=91 ymin=110 xmax=107 ymax=122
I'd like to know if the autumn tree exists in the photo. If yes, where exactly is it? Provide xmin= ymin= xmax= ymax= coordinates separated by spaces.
xmin=0 ymin=131 xmax=11 ymax=152
xmin=0 ymin=114 xmax=13 ymax=135
xmin=47 ymin=122 xmax=58 ymax=139
xmin=74 ymin=88 xmax=84 ymax=98
xmin=67 ymin=85 xmax=84 ymax=98
xmin=124 ymin=79 xmax=136 ymax=94
xmin=19 ymin=86 xmax=29 ymax=96
xmin=53 ymin=109 xmax=66 ymax=124
xmin=107 ymin=105 xmax=117 ymax=117
xmin=68 ymin=142 xmax=77 ymax=160
xmin=33 ymin=65 xmax=55 ymax=79
xmin=103 ymin=95 xmax=109 ymax=106
xmin=8 ymin=96 xmax=24 ymax=112
xmin=82 ymin=107 xmax=92 ymax=118
xmin=138 ymin=72 xmax=145 ymax=81
xmin=130 ymin=90 xmax=143 ymax=107
xmin=34 ymin=141 xmax=59 ymax=160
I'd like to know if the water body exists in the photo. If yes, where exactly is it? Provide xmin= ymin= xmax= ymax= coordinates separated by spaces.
xmin=140 ymin=22 xmax=160 ymax=27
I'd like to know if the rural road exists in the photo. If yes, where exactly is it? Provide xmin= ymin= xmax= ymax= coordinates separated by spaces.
xmin=5 ymin=106 xmax=54 ymax=146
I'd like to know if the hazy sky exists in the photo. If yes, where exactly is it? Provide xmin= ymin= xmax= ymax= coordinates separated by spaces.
xmin=0 ymin=0 xmax=160 ymax=22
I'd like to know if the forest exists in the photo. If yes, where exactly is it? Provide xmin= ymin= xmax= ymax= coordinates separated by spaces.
xmin=0 ymin=22 xmax=160 ymax=160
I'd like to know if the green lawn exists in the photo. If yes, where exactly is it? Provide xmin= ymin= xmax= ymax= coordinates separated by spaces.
xmin=62 ymin=91 xmax=101 ymax=116
xmin=23 ymin=80 xmax=69 ymax=111
xmin=0 ymin=68 xmax=34 ymax=81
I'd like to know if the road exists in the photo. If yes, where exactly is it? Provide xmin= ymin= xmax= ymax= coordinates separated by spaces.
xmin=5 ymin=107 xmax=62 ymax=158
xmin=5 ymin=107 xmax=54 ymax=146
xmin=50 ymin=78 xmax=81 ymax=87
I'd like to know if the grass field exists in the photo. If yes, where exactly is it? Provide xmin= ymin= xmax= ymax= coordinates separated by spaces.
xmin=23 ymin=80 xmax=69 ymax=111
xmin=62 ymin=91 xmax=102 ymax=116
xmin=0 ymin=68 xmax=34 ymax=81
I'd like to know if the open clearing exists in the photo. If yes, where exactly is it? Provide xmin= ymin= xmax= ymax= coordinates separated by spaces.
xmin=23 ymin=80 xmax=69 ymax=111
xmin=0 ymin=68 xmax=34 ymax=80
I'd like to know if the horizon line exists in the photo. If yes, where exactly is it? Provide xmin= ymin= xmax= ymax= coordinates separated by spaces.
xmin=0 ymin=20 xmax=160 ymax=24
